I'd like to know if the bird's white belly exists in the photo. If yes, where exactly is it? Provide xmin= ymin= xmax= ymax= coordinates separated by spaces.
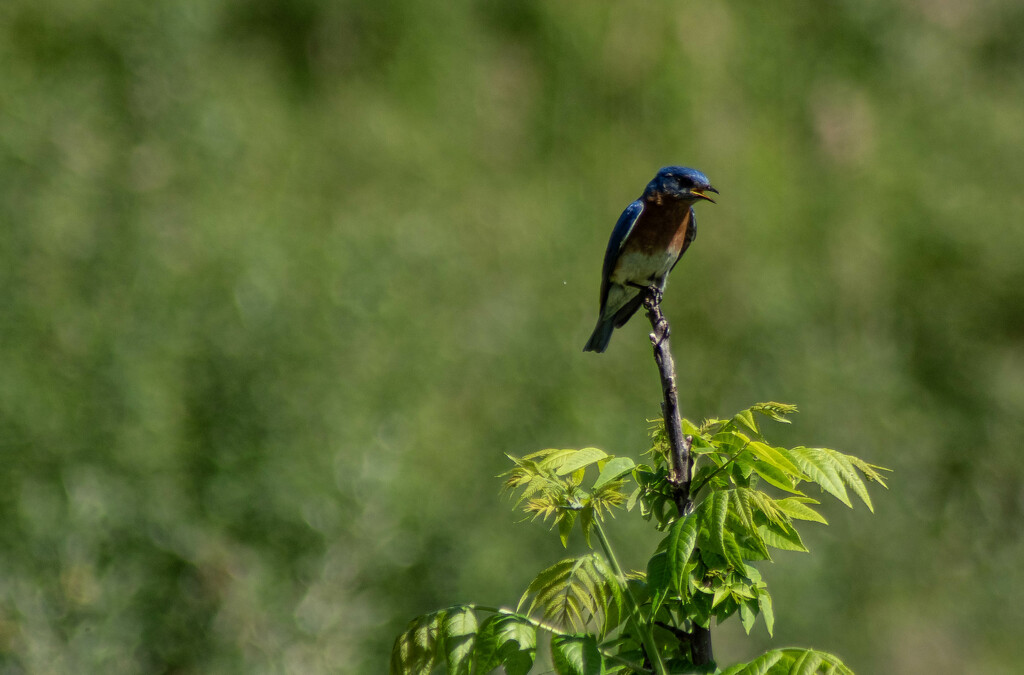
xmin=611 ymin=250 xmax=675 ymax=285
xmin=603 ymin=250 xmax=675 ymax=317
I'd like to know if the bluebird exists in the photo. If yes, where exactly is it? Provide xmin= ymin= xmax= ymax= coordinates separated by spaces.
xmin=583 ymin=166 xmax=717 ymax=353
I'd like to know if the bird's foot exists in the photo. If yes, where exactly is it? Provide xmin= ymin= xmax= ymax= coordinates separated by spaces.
xmin=626 ymin=282 xmax=664 ymax=308
xmin=646 ymin=285 xmax=664 ymax=306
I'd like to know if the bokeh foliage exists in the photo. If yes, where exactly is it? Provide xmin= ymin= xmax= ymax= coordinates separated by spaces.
xmin=0 ymin=0 xmax=1022 ymax=673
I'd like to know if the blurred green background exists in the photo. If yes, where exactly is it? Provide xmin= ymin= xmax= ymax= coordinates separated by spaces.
xmin=2 ymin=0 xmax=1023 ymax=672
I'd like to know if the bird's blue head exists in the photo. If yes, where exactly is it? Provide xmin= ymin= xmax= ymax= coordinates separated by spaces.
xmin=645 ymin=166 xmax=718 ymax=203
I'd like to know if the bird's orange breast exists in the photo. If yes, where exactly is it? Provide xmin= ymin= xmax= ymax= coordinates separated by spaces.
xmin=629 ymin=203 xmax=692 ymax=257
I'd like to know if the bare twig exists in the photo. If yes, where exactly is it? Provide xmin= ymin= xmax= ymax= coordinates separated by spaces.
xmin=642 ymin=293 xmax=694 ymax=516
xmin=642 ymin=289 xmax=714 ymax=667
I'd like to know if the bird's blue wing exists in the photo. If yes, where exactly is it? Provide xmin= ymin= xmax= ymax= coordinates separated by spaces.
xmin=598 ymin=199 xmax=645 ymax=308
xmin=601 ymin=199 xmax=645 ymax=284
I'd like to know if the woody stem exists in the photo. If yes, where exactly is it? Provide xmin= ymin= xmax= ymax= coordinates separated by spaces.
xmin=642 ymin=290 xmax=714 ymax=667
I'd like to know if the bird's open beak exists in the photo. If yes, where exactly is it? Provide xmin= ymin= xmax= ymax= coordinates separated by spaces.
xmin=691 ymin=186 xmax=718 ymax=203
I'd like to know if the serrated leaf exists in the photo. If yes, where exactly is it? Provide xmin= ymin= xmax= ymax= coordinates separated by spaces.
xmin=474 ymin=615 xmax=537 ymax=675
xmin=790 ymin=649 xmax=824 ymax=675
xmin=784 ymin=447 xmax=851 ymax=507
xmin=733 ymin=409 xmax=761 ymax=437
xmin=758 ymin=521 xmax=808 ymax=552
xmin=578 ymin=506 xmax=594 ymax=547
xmin=739 ymin=597 xmax=757 ymax=634
xmin=413 ymin=611 xmax=442 ymax=653
xmin=442 ymin=608 xmax=477 ymax=675
xmin=751 ymin=402 xmax=799 ymax=423
xmin=712 ymin=586 xmax=731 ymax=609
xmin=390 ymin=610 xmax=448 ymax=675
xmin=391 ymin=627 xmax=425 ymax=675
xmin=757 ymin=588 xmax=774 ymax=636
xmin=749 ymin=442 xmax=806 ymax=478
xmin=626 ymin=486 xmax=641 ymax=512
xmin=751 ymin=460 xmax=802 ymax=494
xmin=593 ymin=457 xmax=635 ymax=490
xmin=664 ymin=511 xmax=701 ymax=595
xmin=746 ymin=489 xmax=785 ymax=526
xmin=718 ymin=649 xmax=785 ymax=675
xmin=471 ymin=615 xmax=502 ymax=674
xmin=822 ymin=448 xmax=875 ymax=511
xmin=722 ymin=529 xmax=746 ymax=569
xmin=646 ymin=550 xmax=670 ymax=617
xmin=512 ymin=474 xmax=559 ymax=507
xmin=730 ymin=488 xmax=756 ymax=533
xmin=704 ymin=490 xmax=729 ymax=557
xmin=558 ymin=510 xmax=577 ymax=547
xmin=520 ymin=555 xmax=616 ymax=633
xmin=553 ymin=448 xmax=609 ymax=476
xmin=847 ymin=455 xmax=891 ymax=488
xmin=551 ymin=634 xmax=604 ymax=675
xmin=600 ymin=569 xmax=625 ymax=637
xmin=712 ymin=429 xmax=751 ymax=455
xmin=521 ymin=559 xmax=568 ymax=613
xmin=774 ymin=497 xmax=827 ymax=524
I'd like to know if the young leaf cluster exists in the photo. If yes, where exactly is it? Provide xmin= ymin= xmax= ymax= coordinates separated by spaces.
xmin=391 ymin=403 xmax=888 ymax=674
xmin=636 ymin=404 xmax=889 ymax=640
xmin=503 ymin=447 xmax=634 ymax=546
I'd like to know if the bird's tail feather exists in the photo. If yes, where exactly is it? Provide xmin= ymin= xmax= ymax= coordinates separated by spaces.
xmin=583 ymin=317 xmax=615 ymax=353
xmin=612 ymin=293 xmax=646 ymax=328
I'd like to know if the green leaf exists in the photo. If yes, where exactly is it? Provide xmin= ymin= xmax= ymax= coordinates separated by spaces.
xmin=720 ymin=648 xmax=852 ymax=675
xmin=711 ymin=429 xmax=751 ymax=455
xmin=471 ymin=615 xmax=502 ymax=674
xmin=733 ymin=409 xmax=760 ymax=437
xmin=558 ymin=510 xmax=577 ymax=548
xmin=551 ymin=634 xmax=604 ymax=675
xmin=712 ymin=586 xmax=731 ymax=609
xmin=718 ymin=649 xmax=785 ymax=675
xmin=821 ymin=448 xmax=876 ymax=511
xmin=593 ymin=457 xmax=635 ymax=490
xmin=739 ymin=597 xmax=757 ymax=634
xmin=749 ymin=442 xmax=805 ymax=478
xmin=751 ymin=459 xmax=802 ymax=494
xmin=682 ymin=418 xmax=708 ymax=444
xmin=442 ymin=607 xmax=477 ymax=675
xmin=790 ymin=649 xmax=823 ymax=675
xmin=391 ymin=627 xmax=424 ymax=675
xmin=757 ymin=588 xmax=775 ymax=636
xmin=730 ymin=488 xmax=756 ymax=534
xmin=704 ymin=490 xmax=729 ymax=557
xmin=646 ymin=550 xmax=670 ymax=617
xmin=521 ymin=558 xmax=571 ymax=612
xmin=847 ymin=454 xmax=891 ymax=489
xmin=520 ymin=555 xmax=616 ymax=633
xmin=774 ymin=497 xmax=827 ymax=524
xmin=390 ymin=612 xmax=444 ymax=675
xmin=722 ymin=528 xmax=746 ymax=569
xmin=553 ymin=448 xmax=609 ymax=476
xmin=474 ymin=615 xmax=536 ymax=675
xmin=664 ymin=511 xmax=701 ymax=595
xmin=751 ymin=402 xmax=799 ymax=424
xmin=722 ymin=504 xmax=760 ymax=563
xmin=626 ymin=486 xmax=641 ymax=512
xmin=578 ymin=506 xmax=595 ymax=547
xmin=784 ymin=447 xmax=851 ymax=507
xmin=746 ymin=489 xmax=785 ymax=527
xmin=758 ymin=521 xmax=808 ymax=552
